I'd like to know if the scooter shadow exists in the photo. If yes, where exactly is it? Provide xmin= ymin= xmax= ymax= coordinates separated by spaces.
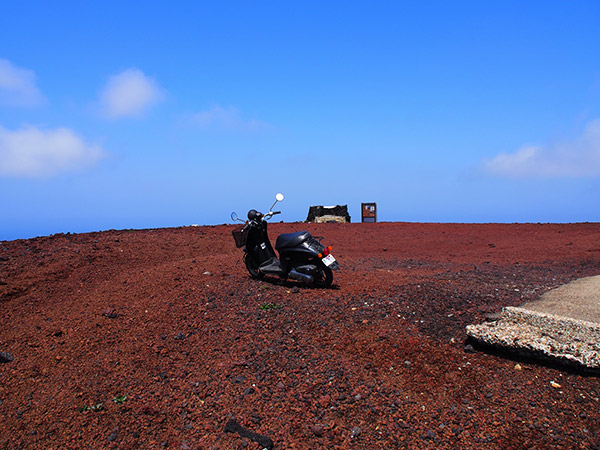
xmin=253 ymin=276 xmax=340 ymax=290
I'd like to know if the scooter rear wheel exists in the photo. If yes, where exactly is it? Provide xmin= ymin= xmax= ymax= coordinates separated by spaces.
xmin=244 ymin=254 xmax=264 ymax=279
xmin=313 ymin=265 xmax=333 ymax=288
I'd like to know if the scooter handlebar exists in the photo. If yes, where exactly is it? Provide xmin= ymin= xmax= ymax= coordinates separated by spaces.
xmin=262 ymin=211 xmax=281 ymax=221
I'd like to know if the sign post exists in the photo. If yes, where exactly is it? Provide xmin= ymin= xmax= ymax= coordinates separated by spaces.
xmin=361 ymin=203 xmax=377 ymax=223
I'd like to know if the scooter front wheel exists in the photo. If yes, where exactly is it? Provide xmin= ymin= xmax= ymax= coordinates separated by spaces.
xmin=244 ymin=254 xmax=264 ymax=279
xmin=313 ymin=265 xmax=333 ymax=288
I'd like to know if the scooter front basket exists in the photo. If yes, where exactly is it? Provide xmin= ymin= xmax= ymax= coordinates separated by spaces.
xmin=232 ymin=225 xmax=248 ymax=248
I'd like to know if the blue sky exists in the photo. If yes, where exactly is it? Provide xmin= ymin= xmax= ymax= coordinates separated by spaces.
xmin=1 ymin=1 xmax=600 ymax=240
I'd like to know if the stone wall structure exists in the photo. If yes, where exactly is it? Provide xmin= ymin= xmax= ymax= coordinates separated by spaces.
xmin=306 ymin=205 xmax=351 ymax=223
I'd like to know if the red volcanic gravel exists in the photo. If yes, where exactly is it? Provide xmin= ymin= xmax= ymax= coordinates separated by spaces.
xmin=1 ymin=222 xmax=600 ymax=449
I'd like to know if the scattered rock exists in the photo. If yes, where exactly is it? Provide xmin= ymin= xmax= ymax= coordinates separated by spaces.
xmin=107 ymin=428 xmax=119 ymax=442
xmin=318 ymin=394 xmax=330 ymax=407
xmin=464 ymin=344 xmax=475 ymax=353
xmin=233 ymin=375 xmax=246 ymax=384
xmin=485 ymin=312 xmax=502 ymax=322
xmin=310 ymin=424 xmax=325 ymax=437
xmin=550 ymin=381 xmax=561 ymax=389
xmin=224 ymin=418 xmax=273 ymax=450
xmin=142 ymin=406 xmax=159 ymax=415
xmin=514 ymin=363 xmax=522 ymax=371
xmin=174 ymin=332 xmax=186 ymax=341
xmin=291 ymin=287 xmax=300 ymax=294
xmin=102 ymin=310 xmax=118 ymax=319
xmin=350 ymin=426 xmax=362 ymax=438
xmin=0 ymin=352 xmax=14 ymax=364
xmin=424 ymin=430 xmax=438 ymax=441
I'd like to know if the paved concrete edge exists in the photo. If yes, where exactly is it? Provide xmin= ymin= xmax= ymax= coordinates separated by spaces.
xmin=466 ymin=306 xmax=600 ymax=369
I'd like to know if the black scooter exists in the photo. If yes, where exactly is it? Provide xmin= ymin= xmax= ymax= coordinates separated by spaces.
xmin=231 ymin=193 xmax=339 ymax=288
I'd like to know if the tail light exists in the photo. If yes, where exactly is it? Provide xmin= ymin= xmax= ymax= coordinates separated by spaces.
xmin=318 ymin=245 xmax=333 ymax=258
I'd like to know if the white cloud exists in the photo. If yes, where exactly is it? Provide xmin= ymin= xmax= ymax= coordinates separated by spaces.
xmin=100 ymin=68 xmax=164 ymax=119
xmin=0 ymin=59 xmax=45 ymax=107
xmin=0 ymin=124 xmax=105 ymax=178
xmin=190 ymin=105 xmax=270 ymax=131
xmin=483 ymin=119 xmax=600 ymax=178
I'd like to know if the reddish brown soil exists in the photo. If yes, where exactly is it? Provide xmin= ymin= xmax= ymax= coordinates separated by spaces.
xmin=2 ymin=222 xmax=600 ymax=450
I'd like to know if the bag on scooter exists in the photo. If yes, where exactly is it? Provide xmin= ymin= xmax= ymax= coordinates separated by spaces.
xmin=232 ymin=225 xmax=248 ymax=248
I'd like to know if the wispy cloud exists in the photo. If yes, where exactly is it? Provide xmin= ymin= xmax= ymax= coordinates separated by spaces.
xmin=190 ymin=105 xmax=271 ymax=132
xmin=483 ymin=119 xmax=600 ymax=178
xmin=99 ymin=68 xmax=164 ymax=119
xmin=0 ymin=59 xmax=45 ymax=107
xmin=0 ymin=124 xmax=105 ymax=178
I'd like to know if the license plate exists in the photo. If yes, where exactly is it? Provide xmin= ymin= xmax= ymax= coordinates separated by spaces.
xmin=322 ymin=254 xmax=336 ymax=266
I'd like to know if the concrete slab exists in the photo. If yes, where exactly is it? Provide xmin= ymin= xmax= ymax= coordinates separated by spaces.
xmin=466 ymin=275 xmax=600 ymax=370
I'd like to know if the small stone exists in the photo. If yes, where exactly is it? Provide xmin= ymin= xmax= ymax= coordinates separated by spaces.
xmin=403 ymin=360 xmax=412 ymax=368
xmin=181 ymin=441 xmax=191 ymax=450
xmin=485 ymin=312 xmax=502 ymax=322
xmin=424 ymin=430 xmax=438 ymax=441
xmin=291 ymin=287 xmax=300 ymax=294
xmin=102 ymin=310 xmax=118 ymax=319
xmin=174 ymin=332 xmax=186 ymax=341
xmin=550 ymin=381 xmax=561 ymax=389
xmin=318 ymin=395 xmax=330 ymax=407
xmin=107 ymin=428 xmax=119 ymax=442
xmin=0 ymin=352 xmax=14 ymax=364
xmin=350 ymin=426 xmax=361 ymax=439
xmin=514 ymin=364 xmax=522 ymax=371
xmin=310 ymin=424 xmax=325 ymax=437
xmin=464 ymin=344 xmax=475 ymax=353
xmin=203 ymin=271 xmax=211 ymax=275
xmin=276 ymin=381 xmax=285 ymax=390
xmin=233 ymin=375 xmax=246 ymax=384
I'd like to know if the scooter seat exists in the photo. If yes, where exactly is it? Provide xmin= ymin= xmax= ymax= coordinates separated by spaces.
xmin=275 ymin=231 xmax=311 ymax=250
